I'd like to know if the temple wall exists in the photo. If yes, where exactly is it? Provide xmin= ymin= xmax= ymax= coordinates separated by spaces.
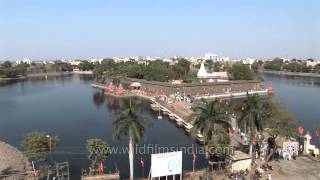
xmin=127 ymin=78 xmax=262 ymax=96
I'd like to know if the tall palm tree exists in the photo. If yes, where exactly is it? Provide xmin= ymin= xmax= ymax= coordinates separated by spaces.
xmin=238 ymin=93 xmax=271 ymax=154
xmin=192 ymin=99 xmax=232 ymax=144
xmin=112 ymin=100 xmax=152 ymax=180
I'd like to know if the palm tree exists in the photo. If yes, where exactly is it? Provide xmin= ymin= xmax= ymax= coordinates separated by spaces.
xmin=238 ymin=93 xmax=271 ymax=154
xmin=112 ymin=100 xmax=152 ymax=180
xmin=192 ymin=99 xmax=232 ymax=145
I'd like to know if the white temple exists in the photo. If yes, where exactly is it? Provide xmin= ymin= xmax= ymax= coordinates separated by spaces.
xmin=197 ymin=59 xmax=228 ymax=82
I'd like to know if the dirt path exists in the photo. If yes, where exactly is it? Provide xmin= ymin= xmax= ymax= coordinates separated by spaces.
xmin=0 ymin=141 xmax=31 ymax=179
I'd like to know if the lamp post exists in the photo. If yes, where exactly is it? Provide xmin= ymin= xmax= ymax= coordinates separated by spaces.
xmin=46 ymin=134 xmax=51 ymax=153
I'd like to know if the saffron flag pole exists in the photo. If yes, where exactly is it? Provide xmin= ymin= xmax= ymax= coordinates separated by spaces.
xmin=99 ymin=162 xmax=105 ymax=175
xmin=192 ymin=153 xmax=197 ymax=172
xmin=140 ymin=158 xmax=145 ymax=178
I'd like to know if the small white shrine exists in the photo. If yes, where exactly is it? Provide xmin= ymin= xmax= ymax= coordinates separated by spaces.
xmin=197 ymin=59 xmax=228 ymax=82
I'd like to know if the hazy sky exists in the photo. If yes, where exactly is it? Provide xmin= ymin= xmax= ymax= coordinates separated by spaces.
xmin=0 ymin=0 xmax=319 ymax=60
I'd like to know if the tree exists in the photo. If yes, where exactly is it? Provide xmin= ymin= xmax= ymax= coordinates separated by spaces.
xmin=15 ymin=63 xmax=29 ymax=75
xmin=21 ymin=132 xmax=59 ymax=161
xmin=144 ymin=60 xmax=175 ymax=82
xmin=238 ymin=94 xmax=271 ymax=154
xmin=2 ymin=61 xmax=12 ymax=68
xmin=86 ymin=138 xmax=111 ymax=175
xmin=263 ymin=58 xmax=284 ymax=71
xmin=78 ymin=61 xmax=95 ymax=71
xmin=126 ymin=64 xmax=146 ymax=79
xmin=207 ymin=131 xmax=231 ymax=161
xmin=53 ymin=62 xmax=73 ymax=72
xmin=192 ymin=100 xmax=231 ymax=145
xmin=282 ymin=62 xmax=311 ymax=73
xmin=314 ymin=64 xmax=320 ymax=73
xmin=251 ymin=61 xmax=261 ymax=74
xmin=228 ymin=64 xmax=254 ymax=80
xmin=112 ymin=101 xmax=152 ymax=180
xmin=264 ymin=100 xmax=297 ymax=140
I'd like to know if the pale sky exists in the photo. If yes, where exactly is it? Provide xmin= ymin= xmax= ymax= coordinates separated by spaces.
xmin=0 ymin=0 xmax=319 ymax=60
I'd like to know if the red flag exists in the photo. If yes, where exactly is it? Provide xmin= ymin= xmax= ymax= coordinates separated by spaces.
xmin=35 ymin=170 xmax=40 ymax=177
xmin=140 ymin=158 xmax=144 ymax=168
xmin=251 ymin=138 xmax=257 ymax=146
xmin=267 ymin=83 xmax=273 ymax=94
xmin=315 ymin=129 xmax=320 ymax=137
xmin=298 ymin=126 xmax=304 ymax=135
xmin=192 ymin=153 xmax=197 ymax=163
xmin=99 ymin=162 xmax=105 ymax=174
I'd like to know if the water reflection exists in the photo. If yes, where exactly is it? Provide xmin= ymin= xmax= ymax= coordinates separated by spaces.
xmin=92 ymin=90 xmax=105 ymax=108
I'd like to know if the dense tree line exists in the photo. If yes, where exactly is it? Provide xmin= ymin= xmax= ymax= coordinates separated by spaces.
xmin=227 ymin=64 xmax=255 ymax=80
xmin=264 ymin=58 xmax=320 ymax=73
xmin=0 ymin=61 xmax=28 ymax=78
xmin=92 ymin=58 xmax=194 ymax=82
xmin=264 ymin=58 xmax=284 ymax=71
xmin=0 ymin=61 xmax=73 ymax=78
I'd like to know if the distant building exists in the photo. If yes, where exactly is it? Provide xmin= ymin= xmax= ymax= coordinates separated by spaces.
xmin=218 ymin=57 xmax=230 ymax=62
xmin=306 ymin=60 xmax=320 ymax=67
xmin=242 ymin=58 xmax=256 ymax=65
xmin=69 ymin=60 xmax=82 ymax=66
xmin=16 ymin=58 xmax=32 ymax=65
xmin=90 ymin=58 xmax=103 ymax=63
xmin=204 ymin=53 xmax=218 ymax=61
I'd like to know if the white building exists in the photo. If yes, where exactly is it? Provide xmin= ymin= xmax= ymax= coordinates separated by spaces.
xmin=242 ymin=58 xmax=256 ymax=65
xmin=204 ymin=53 xmax=218 ymax=61
xmin=306 ymin=60 xmax=320 ymax=67
xmin=217 ymin=57 xmax=230 ymax=62
xmin=197 ymin=59 xmax=228 ymax=82
xmin=69 ymin=60 xmax=82 ymax=66
xmin=16 ymin=58 xmax=32 ymax=65
xmin=90 ymin=58 xmax=104 ymax=63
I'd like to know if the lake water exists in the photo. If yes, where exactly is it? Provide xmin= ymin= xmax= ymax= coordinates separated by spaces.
xmin=0 ymin=74 xmax=319 ymax=179
xmin=263 ymin=73 xmax=320 ymax=145
xmin=0 ymin=75 xmax=207 ymax=179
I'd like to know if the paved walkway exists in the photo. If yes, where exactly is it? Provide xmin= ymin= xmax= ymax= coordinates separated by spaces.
xmin=0 ymin=141 xmax=31 ymax=179
xmin=267 ymin=155 xmax=320 ymax=180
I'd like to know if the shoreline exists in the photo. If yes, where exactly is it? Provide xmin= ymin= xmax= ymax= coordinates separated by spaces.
xmin=0 ymin=71 xmax=93 ymax=81
xmin=263 ymin=70 xmax=320 ymax=78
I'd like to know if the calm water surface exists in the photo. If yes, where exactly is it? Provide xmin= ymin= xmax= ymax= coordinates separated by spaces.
xmin=0 ymin=75 xmax=206 ymax=179
xmin=263 ymin=73 xmax=320 ymax=145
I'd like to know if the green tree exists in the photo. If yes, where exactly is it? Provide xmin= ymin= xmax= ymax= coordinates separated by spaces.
xmin=53 ymin=62 xmax=73 ymax=72
xmin=238 ymin=94 xmax=271 ymax=154
xmin=144 ymin=60 xmax=175 ymax=81
xmin=207 ymin=131 xmax=231 ymax=161
xmin=172 ymin=58 xmax=190 ymax=79
xmin=263 ymin=58 xmax=284 ymax=71
xmin=192 ymin=100 xmax=231 ymax=145
xmin=126 ymin=63 xmax=146 ymax=79
xmin=21 ymin=132 xmax=59 ymax=161
xmin=251 ymin=61 xmax=261 ymax=74
xmin=78 ymin=61 xmax=95 ymax=71
xmin=228 ymin=64 xmax=254 ymax=80
xmin=86 ymin=138 xmax=111 ymax=175
xmin=112 ymin=101 xmax=152 ymax=180
xmin=2 ymin=68 xmax=18 ymax=78
xmin=15 ymin=63 xmax=29 ymax=75
xmin=313 ymin=64 xmax=320 ymax=73
xmin=264 ymin=100 xmax=297 ymax=140
xmin=2 ymin=61 xmax=12 ymax=68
